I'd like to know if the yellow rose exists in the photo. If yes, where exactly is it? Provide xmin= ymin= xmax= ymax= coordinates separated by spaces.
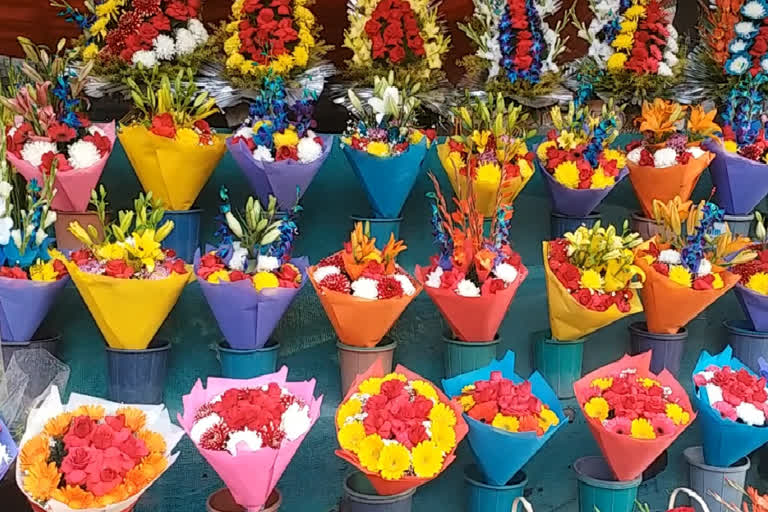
xmin=176 ymin=128 xmax=200 ymax=146
xmin=366 ymin=141 xmax=390 ymax=157
xmin=273 ymin=128 xmax=299 ymax=149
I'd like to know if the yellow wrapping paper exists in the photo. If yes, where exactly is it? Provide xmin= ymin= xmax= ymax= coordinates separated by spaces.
xmin=65 ymin=260 xmax=191 ymax=349
xmin=118 ymin=125 xmax=227 ymax=211
xmin=543 ymin=242 xmax=643 ymax=341
xmin=437 ymin=143 xmax=531 ymax=217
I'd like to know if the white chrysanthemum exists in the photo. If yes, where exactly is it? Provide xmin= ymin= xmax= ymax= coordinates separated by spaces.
xmin=190 ymin=413 xmax=223 ymax=444
xmin=87 ymin=125 xmax=105 ymax=136
xmin=175 ymin=28 xmax=198 ymax=56
xmin=252 ymin=145 xmax=274 ymax=162
xmin=727 ymin=55 xmax=751 ymax=75
xmin=664 ymin=51 xmax=679 ymax=67
xmin=657 ymin=62 xmax=674 ymax=77
xmin=313 ymin=265 xmax=340 ymax=282
xmin=736 ymin=402 xmax=766 ymax=426
xmin=281 ymin=402 xmax=312 ymax=441
xmin=742 ymin=0 xmax=768 ymax=19
xmin=351 ymin=277 xmax=379 ymax=300
xmin=666 ymin=35 xmax=678 ymax=54
xmin=0 ymin=181 xmax=12 ymax=198
xmin=68 ymin=140 xmax=101 ymax=168
xmin=696 ymin=259 xmax=713 ymax=277
xmin=730 ymin=39 xmax=749 ymax=54
xmin=153 ymin=34 xmax=176 ymax=60
xmin=667 ymin=25 xmax=678 ymax=39
xmin=653 ymin=147 xmax=679 ymax=168
xmin=297 ymin=137 xmax=323 ymax=163
xmin=226 ymin=429 xmax=264 ymax=455
xmin=494 ymin=263 xmax=518 ymax=284
xmin=234 ymin=126 xmax=252 ymax=139
xmin=393 ymin=274 xmax=416 ymax=296
xmin=256 ymin=255 xmax=280 ymax=272
xmin=686 ymin=146 xmax=706 ymax=159
xmin=736 ymin=21 xmax=758 ymax=37
xmin=456 ymin=279 xmax=481 ymax=297
xmin=705 ymin=383 xmax=723 ymax=405
xmin=21 ymin=140 xmax=57 ymax=167
xmin=227 ymin=241 xmax=249 ymax=271
xmin=627 ymin=146 xmax=643 ymax=164
xmin=425 ymin=266 xmax=444 ymax=288
xmin=0 ymin=217 xmax=11 ymax=245
xmin=188 ymin=18 xmax=209 ymax=44
xmin=131 ymin=50 xmax=157 ymax=68
xmin=658 ymin=249 xmax=682 ymax=265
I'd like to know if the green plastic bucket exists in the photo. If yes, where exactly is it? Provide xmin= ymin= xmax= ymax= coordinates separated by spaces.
xmin=218 ymin=341 xmax=279 ymax=379
xmin=443 ymin=333 xmax=499 ymax=379
xmin=532 ymin=332 xmax=585 ymax=399
xmin=574 ymin=456 xmax=641 ymax=512
xmin=465 ymin=464 xmax=527 ymax=512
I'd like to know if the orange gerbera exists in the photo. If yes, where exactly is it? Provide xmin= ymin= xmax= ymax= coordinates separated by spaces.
xmin=139 ymin=452 xmax=169 ymax=481
xmin=19 ymin=434 xmax=50 ymax=471
xmin=124 ymin=466 xmax=152 ymax=494
xmin=72 ymin=404 xmax=105 ymax=421
xmin=24 ymin=461 xmax=60 ymax=501
xmin=97 ymin=483 xmax=130 ymax=507
xmin=136 ymin=429 xmax=167 ymax=455
xmin=43 ymin=412 xmax=73 ymax=437
xmin=52 ymin=485 xmax=96 ymax=509
xmin=116 ymin=407 xmax=147 ymax=432
xmin=688 ymin=105 xmax=721 ymax=141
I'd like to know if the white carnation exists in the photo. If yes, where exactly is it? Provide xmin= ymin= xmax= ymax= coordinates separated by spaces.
xmin=21 ymin=140 xmax=57 ymax=167
xmin=686 ymin=146 xmax=706 ymax=159
xmin=297 ymin=137 xmax=323 ymax=163
xmin=494 ymin=263 xmax=518 ymax=284
xmin=153 ymin=34 xmax=176 ymax=61
xmin=425 ymin=266 xmax=444 ymax=288
xmin=658 ymin=249 xmax=682 ymax=265
xmin=627 ymin=146 xmax=643 ymax=164
xmin=666 ymin=35 xmax=679 ymax=53
xmin=393 ymin=274 xmax=416 ymax=296
xmin=281 ymin=402 xmax=312 ymax=441
xmin=736 ymin=402 xmax=766 ymax=426
xmin=190 ymin=413 xmax=223 ymax=444
xmin=234 ymin=126 xmax=252 ymax=139
xmin=351 ymin=277 xmax=379 ymax=300
xmin=227 ymin=241 xmax=249 ymax=271
xmin=742 ymin=0 xmax=768 ymax=19
xmin=131 ymin=50 xmax=157 ymax=68
xmin=226 ymin=429 xmax=263 ymax=455
xmin=736 ymin=21 xmax=758 ymax=37
xmin=705 ymin=383 xmax=723 ymax=405
xmin=657 ymin=62 xmax=674 ymax=77
xmin=730 ymin=39 xmax=749 ymax=54
xmin=653 ymin=147 xmax=679 ymax=168
xmin=696 ymin=259 xmax=713 ymax=277
xmin=187 ymin=18 xmax=209 ymax=44
xmin=667 ymin=25 xmax=678 ymax=39
xmin=664 ymin=51 xmax=679 ymax=67
xmin=256 ymin=255 xmax=280 ymax=272
xmin=175 ymin=28 xmax=198 ymax=56
xmin=456 ymin=279 xmax=481 ymax=297
xmin=252 ymin=145 xmax=274 ymax=162
xmin=67 ymin=140 xmax=101 ymax=168
xmin=313 ymin=265 xmax=339 ymax=282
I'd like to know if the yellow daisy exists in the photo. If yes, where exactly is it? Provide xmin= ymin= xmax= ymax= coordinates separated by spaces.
xmin=377 ymin=444 xmax=411 ymax=480
xmin=411 ymin=440 xmax=444 ymax=478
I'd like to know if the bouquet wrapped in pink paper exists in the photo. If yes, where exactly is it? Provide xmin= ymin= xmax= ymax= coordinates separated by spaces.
xmin=178 ymin=367 xmax=323 ymax=511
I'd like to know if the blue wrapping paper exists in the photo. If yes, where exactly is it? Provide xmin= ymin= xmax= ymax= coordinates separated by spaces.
xmin=706 ymin=139 xmax=768 ymax=216
xmin=0 ymin=417 xmax=17 ymax=480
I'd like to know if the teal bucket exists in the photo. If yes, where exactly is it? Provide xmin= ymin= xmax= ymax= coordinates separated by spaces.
xmin=574 ymin=456 xmax=642 ymax=512
xmin=350 ymin=216 xmax=403 ymax=242
xmin=532 ymin=332 xmax=585 ymax=399
xmin=465 ymin=464 xmax=527 ymax=512
xmin=218 ymin=341 xmax=279 ymax=379
xmin=443 ymin=333 xmax=500 ymax=379
xmin=161 ymin=208 xmax=202 ymax=262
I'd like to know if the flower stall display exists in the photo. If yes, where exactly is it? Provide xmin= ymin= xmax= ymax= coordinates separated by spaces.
xmin=1 ymin=38 xmax=115 ymax=214
xmin=195 ymin=187 xmax=307 ymax=352
xmin=335 ymin=359 xmax=467 ymax=496
xmin=692 ymin=347 xmax=768 ymax=468
xmin=119 ymin=70 xmax=226 ymax=212
xmin=309 ymin=222 xmax=421 ymax=348
xmin=415 ymin=173 xmax=528 ymax=342
xmin=442 ymin=351 xmax=566 ymax=486
xmin=573 ymin=0 xmax=683 ymax=105
xmin=574 ymin=352 xmax=695 ymax=481
xmin=626 ymin=99 xmax=719 ymax=217
xmin=536 ymin=99 xmax=628 ymax=217
xmin=458 ymin=0 xmax=574 ymax=107
xmin=438 ymin=93 xmax=535 ymax=217
xmin=544 ymin=222 xmax=645 ymax=341
xmin=227 ymin=75 xmax=332 ymax=211
xmin=0 ymin=418 xmax=17 ymax=481
xmin=179 ymin=368 xmax=322 ymax=511
xmin=15 ymin=387 xmax=183 ymax=511
xmin=731 ymin=213 xmax=768 ymax=331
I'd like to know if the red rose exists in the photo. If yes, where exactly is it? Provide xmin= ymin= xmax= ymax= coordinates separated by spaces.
xmin=150 ymin=14 xmax=171 ymax=31
xmin=119 ymin=435 xmax=149 ymax=462
xmin=61 ymin=446 xmax=94 ymax=486
xmin=139 ymin=23 xmax=159 ymax=42
xmin=165 ymin=1 xmax=189 ymax=21
xmin=194 ymin=119 xmax=211 ymax=134
xmin=64 ymin=415 xmax=95 ymax=448
xmin=71 ymin=249 xmax=94 ymax=265
xmin=164 ymin=258 xmax=187 ymax=275
xmin=91 ymin=423 xmax=115 ymax=450
xmin=48 ymin=122 xmax=77 ymax=143
xmin=104 ymin=260 xmax=134 ymax=279
xmin=87 ymin=464 xmax=122 ymax=497
xmin=40 ymin=152 xmax=72 ymax=174
xmin=275 ymin=145 xmax=298 ymax=161
xmin=150 ymin=112 xmax=176 ymax=139
xmin=482 ymin=278 xmax=507 ymax=295
xmin=572 ymin=288 xmax=592 ymax=306
xmin=275 ymin=263 xmax=300 ymax=283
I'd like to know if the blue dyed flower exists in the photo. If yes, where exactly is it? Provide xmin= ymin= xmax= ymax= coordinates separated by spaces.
xmin=741 ymin=0 xmax=768 ymax=20
xmin=725 ymin=54 xmax=752 ymax=75
xmin=735 ymin=21 xmax=760 ymax=39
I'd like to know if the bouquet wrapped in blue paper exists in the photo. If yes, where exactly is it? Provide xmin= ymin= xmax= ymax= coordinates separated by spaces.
xmin=0 ymin=417 xmax=17 ymax=480
xmin=442 ymin=351 xmax=566 ymax=485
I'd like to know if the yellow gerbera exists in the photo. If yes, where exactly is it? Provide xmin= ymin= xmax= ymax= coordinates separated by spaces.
xmin=382 ymin=373 xmax=407 ymax=382
xmin=359 ymin=377 xmax=383 ymax=395
xmin=580 ymin=269 xmax=604 ymax=291
xmin=491 ymin=413 xmax=520 ymax=432
xmin=590 ymin=169 xmax=614 ymax=189
xmin=459 ymin=394 xmax=476 ymax=412
xmin=665 ymin=403 xmax=691 ymax=426
xmin=253 ymin=271 xmax=279 ymax=291
xmin=357 ymin=434 xmax=384 ymax=472
xmin=431 ymin=421 xmax=457 ymax=453
xmin=366 ymin=141 xmax=390 ymax=157
xmin=630 ymin=418 xmax=656 ymax=439
xmin=612 ymin=34 xmax=634 ymax=50
xmin=553 ymin=161 xmax=580 ymax=189
xmin=748 ymin=272 xmax=768 ymax=295
xmin=337 ymin=399 xmax=363 ymax=425
xmin=412 ymin=380 xmax=439 ymax=401
xmin=338 ymin=422 xmax=366 ymax=452
xmin=602 ymin=149 xmax=627 ymax=169
xmin=377 ymin=444 xmax=411 ymax=480
xmin=207 ymin=270 xmax=231 ymax=284
xmin=539 ymin=407 xmax=560 ymax=432
xmin=411 ymin=440 xmax=444 ymax=478
xmin=476 ymin=162 xmax=502 ymax=184
xmin=591 ymin=377 xmax=613 ymax=391
xmin=584 ymin=397 xmax=609 ymax=421
xmin=429 ymin=403 xmax=457 ymax=428
xmin=274 ymin=128 xmax=300 ymax=149
xmin=639 ymin=377 xmax=661 ymax=388
xmin=668 ymin=265 xmax=693 ymax=288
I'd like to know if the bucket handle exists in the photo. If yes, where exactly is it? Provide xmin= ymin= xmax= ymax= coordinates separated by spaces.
xmin=511 ymin=497 xmax=534 ymax=512
xmin=669 ymin=487 xmax=710 ymax=512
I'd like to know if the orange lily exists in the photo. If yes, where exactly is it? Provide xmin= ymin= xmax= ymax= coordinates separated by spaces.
xmin=635 ymin=99 xmax=685 ymax=140
xmin=381 ymin=234 xmax=407 ymax=274
xmin=688 ymin=105 xmax=722 ymax=141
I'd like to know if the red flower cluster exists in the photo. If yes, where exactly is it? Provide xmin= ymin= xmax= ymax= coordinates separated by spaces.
xmin=362 ymin=379 xmax=433 ymax=448
xmin=542 ymin=131 xmax=622 ymax=188
xmin=624 ymin=0 xmax=671 ymax=75
xmin=0 ymin=261 xmax=67 ymax=281
xmin=722 ymin=125 xmax=768 ymax=162
xmin=748 ymin=26 xmax=768 ymax=77
xmin=149 ymin=115 xmax=211 ymax=144
xmin=196 ymin=252 xmax=301 ymax=288
xmin=590 ymin=372 xmax=669 ymax=420
xmin=694 ymin=366 xmax=768 ymax=422
xmin=731 ymin=248 xmax=768 ymax=284
xmin=364 ymin=0 xmax=425 ymax=64
xmin=239 ymin=0 xmax=298 ymax=64
xmin=448 ymin=138 xmax=535 ymax=182
xmin=73 ymin=248 xmax=185 ymax=279
xmin=505 ymin=0 xmax=535 ymax=70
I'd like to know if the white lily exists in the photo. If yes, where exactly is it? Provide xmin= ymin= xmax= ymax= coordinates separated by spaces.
xmin=367 ymin=86 xmax=401 ymax=124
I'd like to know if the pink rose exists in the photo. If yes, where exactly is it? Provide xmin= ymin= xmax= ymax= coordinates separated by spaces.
xmin=91 ymin=424 xmax=115 ymax=450
xmin=64 ymin=416 xmax=95 ymax=448
xmin=61 ymin=447 xmax=94 ymax=486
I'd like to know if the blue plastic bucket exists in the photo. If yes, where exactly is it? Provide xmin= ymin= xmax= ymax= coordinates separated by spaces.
xmin=724 ymin=320 xmax=768 ymax=373
xmin=350 ymin=216 xmax=403 ymax=243
xmin=532 ymin=332 xmax=585 ymax=399
xmin=722 ymin=213 xmax=754 ymax=238
xmin=685 ymin=446 xmax=751 ymax=512
xmin=443 ymin=333 xmax=500 ymax=379
xmin=629 ymin=322 xmax=687 ymax=376
xmin=219 ymin=341 xmax=280 ymax=379
xmin=161 ymin=208 xmax=202 ymax=262
xmin=1 ymin=332 xmax=61 ymax=368
xmin=550 ymin=212 xmax=600 ymax=239
xmin=106 ymin=341 xmax=170 ymax=404
xmin=574 ymin=456 xmax=642 ymax=512
xmin=465 ymin=464 xmax=527 ymax=512
xmin=341 ymin=472 xmax=415 ymax=512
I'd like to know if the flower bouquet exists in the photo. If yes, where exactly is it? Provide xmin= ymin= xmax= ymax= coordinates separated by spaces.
xmin=195 ymin=188 xmax=307 ymax=350
xmin=438 ymin=93 xmax=535 ymax=217
xmin=309 ymin=222 xmax=420 ymax=347
xmin=415 ymin=173 xmax=528 ymax=342
xmin=179 ymin=367 xmax=322 ymax=511
xmin=15 ymin=387 xmax=183 ymax=511
xmin=692 ymin=346 xmax=768 ymax=467
xmin=544 ymin=222 xmax=645 ymax=341
xmin=342 ymin=74 xmax=430 ymax=219
xmin=227 ymin=75 xmax=332 ymax=211
xmin=335 ymin=359 xmax=467 ymax=495
xmin=626 ymin=99 xmax=719 ymax=217
xmin=574 ymin=352 xmax=695 ymax=480
xmin=536 ymin=100 xmax=628 ymax=217
xmin=441 ymin=351 xmax=566 ymax=486
xmin=0 ymin=418 xmax=17 ymax=480
xmin=64 ymin=193 xmax=191 ymax=350
xmin=119 ymin=70 xmax=226 ymax=212
xmin=1 ymin=38 xmax=115 ymax=214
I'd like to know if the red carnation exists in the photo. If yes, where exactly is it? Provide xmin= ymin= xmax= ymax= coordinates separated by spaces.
xmin=53 ymin=259 xmax=68 ymax=279
xmin=150 ymin=13 xmax=171 ymax=31
xmin=139 ymin=23 xmax=159 ymax=42
xmin=376 ymin=276 xmax=404 ymax=299
xmin=40 ymin=152 xmax=72 ymax=174
xmin=83 ymin=132 xmax=112 ymax=157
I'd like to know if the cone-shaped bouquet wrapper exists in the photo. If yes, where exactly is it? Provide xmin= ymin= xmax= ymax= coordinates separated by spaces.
xmin=705 ymin=139 xmax=768 ymax=215
xmin=178 ymin=368 xmax=323 ymax=511
xmin=307 ymin=259 xmax=422 ymax=347
xmin=343 ymin=141 xmax=427 ymax=218
xmin=441 ymin=351 xmax=566 ymax=485
xmin=538 ymin=159 xmax=628 ymax=217
xmin=415 ymin=264 xmax=528 ymax=342
xmin=692 ymin=347 xmax=768 ymax=467
xmin=228 ymin=135 xmax=333 ymax=211
xmin=194 ymin=249 xmax=308 ymax=350
xmin=8 ymin=122 xmax=116 ymax=213
xmin=0 ymin=276 xmax=68 ymax=342
xmin=634 ymin=243 xmax=738 ymax=334
xmin=118 ymin=125 xmax=226 ymax=211
xmin=543 ymin=242 xmax=643 ymax=341
xmin=335 ymin=359 xmax=468 ymax=495
xmin=627 ymin=151 xmax=714 ymax=218
xmin=438 ymin=143 xmax=531 ymax=218
xmin=64 ymin=260 xmax=190 ymax=349
xmin=0 ymin=417 xmax=17 ymax=481
xmin=574 ymin=352 xmax=696 ymax=481
xmin=734 ymin=284 xmax=768 ymax=332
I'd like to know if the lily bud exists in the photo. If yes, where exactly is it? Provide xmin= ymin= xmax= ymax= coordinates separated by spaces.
xmin=226 ymin=211 xmax=243 ymax=238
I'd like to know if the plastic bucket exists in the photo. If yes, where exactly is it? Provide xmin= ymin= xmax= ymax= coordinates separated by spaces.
xmin=532 ymin=332 xmax=585 ymax=399
xmin=550 ymin=211 xmax=600 ymax=239
xmin=443 ymin=333 xmax=500 ymax=379
xmin=629 ymin=322 xmax=687 ymax=376
xmin=161 ymin=208 xmax=202 ymax=262
xmin=341 ymin=472 xmax=415 ymax=512
xmin=350 ymin=216 xmax=403 ymax=243
xmin=218 ymin=341 xmax=280 ymax=379
xmin=54 ymin=211 xmax=106 ymax=252
xmin=724 ymin=320 xmax=768 ymax=373
xmin=465 ymin=464 xmax=527 ymax=512
xmin=105 ymin=341 xmax=170 ymax=404
xmin=722 ymin=213 xmax=754 ymax=238
xmin=574 ymin=456 xmax=642 ymax=512
xmin=206 ymin=488 xmax=281 ymax=512
xmin=337 ymin=340 xmax=396 ymax=395
xmin=684 ymin=446 xmax=750 ymax=512
xmin=630 ymin=212 xmax=663 ymax=241
xmin=1 ymin=332 xmax=60 ymax=368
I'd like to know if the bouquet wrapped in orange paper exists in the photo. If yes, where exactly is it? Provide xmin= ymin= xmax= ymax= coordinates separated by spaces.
xmin=308 ymin=223 xmax=421 ymax=347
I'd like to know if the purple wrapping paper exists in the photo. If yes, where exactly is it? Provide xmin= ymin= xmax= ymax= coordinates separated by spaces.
xmin=537 ymin=158 xmax=628 ymax=217
xmin=227 ymin=135 xmax=334 ymax=211
xmin=194 ymin=250 xmax=309 ymax=350
xmin=706 ymin=139 xmax=768 ymax=215
xmin=0 ymin=276 xmax=68 ymax=342
xmin=734 ymin=283 xmax=768 ymax=332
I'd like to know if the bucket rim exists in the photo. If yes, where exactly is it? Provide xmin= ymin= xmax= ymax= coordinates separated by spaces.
xmin=551 ymin=211 xmax=601 ymax=221
xmin=723 ymin=213 xmax=755 ymax=222
xmin=218 ymin=341 xmax=280 ymax=354
xmin=723 ymin=319 xmax=768 ymax=337
xmin=2 ymin=330 xmax=62 ymax=345
xmin=443 ymin=331 xmax=500 ymax=346
xmin=573 ymin=456 xmax=642 ymax=489
xmin=541 ymin=331 xmax=587 ymax=345
xmin=336 ymin=340 xmax=397 ymax=352
xmin=463 ymin=464 xmax=528 ymax=490
xmin=163 ymin=207 xmax=204 ymax=215
xmin=629 ymin=322 xmax=688 ymax=340
xmin=343 ymin=472 xmax=416 ymax=502
xmin=683 ymin=446 xmax=751 ymax=473
xmin=206 ymin=487 xmax=282 ymax=512
xmin=349 ymin=215 xmax=405 ymax=223
xmin=105 ymin=341 xmax=171 ymax=354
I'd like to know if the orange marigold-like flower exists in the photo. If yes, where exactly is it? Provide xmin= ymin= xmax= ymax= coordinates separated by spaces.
xmin=43 ymin=412 xmax=73 ymax=437
xmin=123 ymin=466 xmax=151 ymax=494
xmin=52 ymin=485 xmax=96 ymax=509
xmin=116 ymin=407 xmax=147 ymax=432
xmin=136 ymin=429 xmax=166 ymax=455
xmin=23 ymin=461 xmax=60 ymax=501
xmin=19 ymin=434 xmax=50 ymax=471
xmin=72 ymin=404 xmax=105 ymax=421
xmin=96 ymin=483 xmax=130 ymax=507
xmin=138 ymin=452 xmax=168 ymax=481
